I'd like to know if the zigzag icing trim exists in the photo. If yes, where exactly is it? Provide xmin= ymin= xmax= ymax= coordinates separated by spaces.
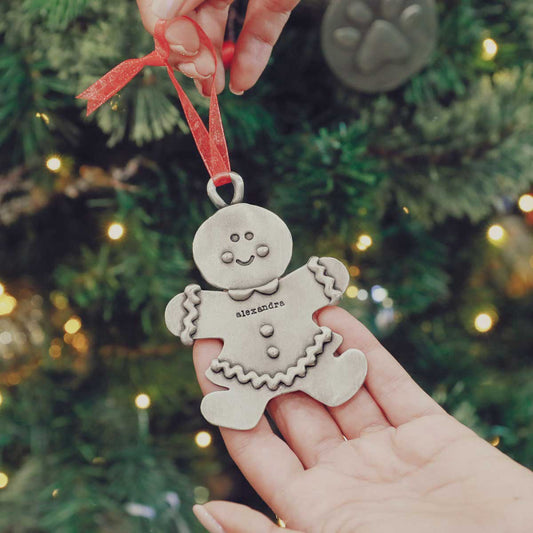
xmin=180 ymin=284 xmax=201 ymax=346
xmin=307 ymin=256 xmax=342 ymax=305
xmin=210 ymin=327 xmax=332 ymax=391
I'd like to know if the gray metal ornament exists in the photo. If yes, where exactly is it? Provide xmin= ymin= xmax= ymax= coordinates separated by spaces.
xmin=321 ymin=0 xmax=438 ymax=92
xmin=165 ymin=174 xmax=367 ymax=430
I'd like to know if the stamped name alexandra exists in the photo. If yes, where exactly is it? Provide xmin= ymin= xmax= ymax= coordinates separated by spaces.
xmin=235 ymin=300 xmax=285 ymax=318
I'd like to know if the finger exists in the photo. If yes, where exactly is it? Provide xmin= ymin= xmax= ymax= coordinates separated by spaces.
xmin=230 ymin=0 xmax=300 ymax=93
xmin=317 ymin=307 xmax=445 ymax=426
xmin=194 ymin=502 xmax=302 ymax=533
xmin=193 ymin=339 xmax=304 ymax=511
xmin=327 ymin=386 xmax=391 ymax=439
xmin=195 ymin=1 xmax=232 ymax=94
xmin=268 ymin=392 xmax=344 ymax=468
xmin=149 ymin=0 xmax=206 ymax=20
xmin=137 ymin=2 xmax=204 ymax=56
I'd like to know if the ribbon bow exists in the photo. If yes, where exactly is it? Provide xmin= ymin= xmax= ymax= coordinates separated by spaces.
xmin=77 ymin=18 xmax=231 ymax=186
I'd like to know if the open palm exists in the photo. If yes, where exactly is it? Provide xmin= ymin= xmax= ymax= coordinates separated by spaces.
xmin=192 ymin=307 xmax=533 ymax=533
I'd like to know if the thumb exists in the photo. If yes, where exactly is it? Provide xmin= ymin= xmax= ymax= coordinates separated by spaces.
xmin=193 ymin=501 xmax=302 ymax=533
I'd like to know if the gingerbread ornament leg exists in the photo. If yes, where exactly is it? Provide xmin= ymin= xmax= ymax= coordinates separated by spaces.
xmin=297 ymin=332 xmax=367 ymax=407
xmin=202 ymin=369 xmax=277 ymax=430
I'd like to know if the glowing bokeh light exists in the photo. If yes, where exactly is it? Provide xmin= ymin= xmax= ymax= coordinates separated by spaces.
xmin=482 ymin=38 xmax=498 ymax=60
xmin=474 ymin=313 xmax=493 ymax=333
xmin=518 ymin=194 xmax=533 ymax=213
xmin=64 ymin=317 xmax=82 ymax=334
xmin=135 ymin=393 xmax=151 ymax=409
xmin=46 ymin=156 xmax=62 ymax=172
xmin=487 ymin=224 xmax=505 ymax=244
xmin=195 ymin=431 xmax=212 ymax=448
xmin=107 ymin=222 xmax=125 ymax=241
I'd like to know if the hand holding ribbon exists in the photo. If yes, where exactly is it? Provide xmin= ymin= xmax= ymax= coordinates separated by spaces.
xmin=77 ymin=18 xmax=231 ymax=186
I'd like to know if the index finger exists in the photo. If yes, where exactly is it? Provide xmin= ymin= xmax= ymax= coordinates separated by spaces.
xmin=192 ymin=339 xmax=304 ymax=513
xmin=230 ymin=0 xmax=300 ymax=94
xmin=317 ymin=307 xmax=445 ymax=426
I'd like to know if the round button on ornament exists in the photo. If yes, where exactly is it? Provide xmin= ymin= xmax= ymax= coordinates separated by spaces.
xmin=321 ymin=0 xmax=438 ymax=92
xmin=260 ymin=324 xmax=274 ymax=338
xmin=266 ymin=346 xmax=280 ymax=358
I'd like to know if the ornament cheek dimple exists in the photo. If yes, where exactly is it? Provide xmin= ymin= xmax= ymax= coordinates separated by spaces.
xmin=221 ymin=251 xmax=234 ymax=264
xmin=257 ymin=245 xmax=270 ymax=258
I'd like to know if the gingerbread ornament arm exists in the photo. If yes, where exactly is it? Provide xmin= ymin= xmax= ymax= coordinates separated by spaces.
xmin=165 ymin=284 xmax=225 ymax=345
xmin=308 ymin=256 xmax=350 ymax=307
xmin=283 ymin=256 xmax=350 ymax=312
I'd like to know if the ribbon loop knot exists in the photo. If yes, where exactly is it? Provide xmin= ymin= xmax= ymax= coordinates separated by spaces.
xmin=77 ymin=17 xmax=232 ymax=187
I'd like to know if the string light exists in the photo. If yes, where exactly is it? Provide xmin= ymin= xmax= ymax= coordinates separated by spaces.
xmin=0 ymin=294 xmax=17 ymax=316
xmin=46 ymin=155 xmax=62 ymax=172
xmin=348 ymin=265 xmax=360 ymax=277
xmin=107 ymin=222 xmax=125 ymax=241
xmin=346 ymin=285 xmax=359 ymax=298
xmin=52 ymin=489 xmax=59 ymax=497
xmin=278 ymin=518 xmax=287 ymax=528
xmin=0 ymin=392 xmax=3 ymax=406
xmin=50 ymin=291 xmax=68 ymax=310
xmin=371 ymin=285 xmax=388 ymax=303
xmin=482 ymin=38 xmax=498 ymax=60
xmin=0 ymin=282 xmax=4 ymax=295
xmin=195 ymin=430 xmax=212 ymax=448
xmin=72 ymin=332 xmax=89 ymax=353
xmin=474 ymin=312 xmax=494 ymax=333
xmin=518 ymin=193 xmax=533 ymax=213
xmin=490 ymin=436 xmax=500 ymax=447
xmin=49 ymin=345 xmax=62 ymax=359
xmin=487 ymin=224 xmax=505 ymax=244
xmin=355 ymin=234 xmax=373 ymax=251
xmin=382 ymin=297 xmax=394 ymax=309
xmin=64 ymin=316 xmax=82 ymax=334
xmin=35 ymin=112 xmax=50 ymax=124
xmin=135 ymin=393 xmax=151 ymax=409
xmin=357 ymin=289 xmax=368 ymax=301
xmin=402 ymin=206 xmax=410 ymax=214
xmin=0 ymin=473 xmax=8 ymax=489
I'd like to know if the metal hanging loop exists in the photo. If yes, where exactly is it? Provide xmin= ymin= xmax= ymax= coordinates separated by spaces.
xmin=207 ymin=172 xmax=244 ymax=209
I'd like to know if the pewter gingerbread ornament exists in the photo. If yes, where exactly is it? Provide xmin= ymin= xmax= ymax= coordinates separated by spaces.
xmin=165 ymin=173 xmax=367 ymax=430
xmin=321 ymin=0 xmax=438 ymax=92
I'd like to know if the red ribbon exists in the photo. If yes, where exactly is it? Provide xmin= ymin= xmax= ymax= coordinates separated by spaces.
xmin=76 ymin=18 xmax=231 ymax=186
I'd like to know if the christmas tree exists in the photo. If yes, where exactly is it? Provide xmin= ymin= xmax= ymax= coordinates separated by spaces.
xmin=1 ymin=0 xmax=532 ymax=530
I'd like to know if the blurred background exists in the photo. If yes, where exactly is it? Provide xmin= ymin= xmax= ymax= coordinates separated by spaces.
xmin=0 ymin=0 xmax=532 ymax=531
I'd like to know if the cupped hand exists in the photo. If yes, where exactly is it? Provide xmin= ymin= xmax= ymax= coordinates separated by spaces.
xmin=191 ymin=307 xmax=533 ymax=533
xmin=136 ymin=0 xmax=299 ymax=96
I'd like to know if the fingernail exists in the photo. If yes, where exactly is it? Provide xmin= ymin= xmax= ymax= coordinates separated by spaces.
xmin=194 ymin=79 xmax=209 ymax=97
xmin=169 ymin=44 xmax=198 ymax=57
xmin=192 ymin=505 xmax=225 ymax=533
xmin=229 ymin=84 xmax=244 ymax=96
xmin=165 ymin=19 xmax=200 ymax=54
xmin=152 ymin=0 xmax=183 ymax=19
xmin=180 ymin=62 xmax=210 ymax=80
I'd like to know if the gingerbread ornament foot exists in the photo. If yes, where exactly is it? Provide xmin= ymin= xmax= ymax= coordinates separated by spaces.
xmin=165 ymin=173 xmax=368 ymax=430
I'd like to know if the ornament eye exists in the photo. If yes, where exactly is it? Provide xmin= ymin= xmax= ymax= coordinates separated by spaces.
xmin=221 ymin=251 xmax=234 ymax=263
xmin=245 ymin=232 xmax=254 ymax=240
xmin=230 ymin=234 xmax=239 ymax=242
xmin=256 ymin=245 xmax=269 ymax=257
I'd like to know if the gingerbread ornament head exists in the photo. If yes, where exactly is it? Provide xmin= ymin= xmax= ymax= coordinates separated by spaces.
xmin=192 ymin=203 xmax=293 ymax=290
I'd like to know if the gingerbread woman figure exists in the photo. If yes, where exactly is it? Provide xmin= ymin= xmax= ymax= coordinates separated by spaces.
xmin=165 ymin=175 xmax=367 ymax=430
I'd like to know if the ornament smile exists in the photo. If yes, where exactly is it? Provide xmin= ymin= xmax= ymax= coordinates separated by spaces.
xmin=236 ymin=255 xmax=255 ymax=266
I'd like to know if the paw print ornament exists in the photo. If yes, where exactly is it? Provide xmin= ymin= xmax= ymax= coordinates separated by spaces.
xmin=321 ymin=0 xmax=438 ymax=92
xmin=165 ymin=173 xmax=367 ymax=430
